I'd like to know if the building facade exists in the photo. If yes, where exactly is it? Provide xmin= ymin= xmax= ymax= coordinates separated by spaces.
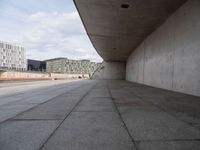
xmin=46 ymin=58 xmax=101 ymax=75
xmin=0 ymin=41 xmax=27 ymax=71
xmin=27 ymin=59 xmax=46 ymax=72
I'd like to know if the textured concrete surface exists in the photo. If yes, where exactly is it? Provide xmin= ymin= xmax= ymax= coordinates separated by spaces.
xmin=0 ymin=80 xmax=88 ymax=123
xmin=74 ymin=0 xmax=186 ymax=61
xmin=74 ymin=0 xmax=200 ymax=96
xmin=0 ymin=80 xmax=200 ymax=150
xmin=126 ymin=0 xmax=200 ymax=96
xmin=0 ymin=120 xmax=60 ymax=150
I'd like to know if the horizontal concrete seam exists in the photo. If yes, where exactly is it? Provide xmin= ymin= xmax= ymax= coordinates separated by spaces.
xmin=73 ymin=111 xmax=115 ymax=112
xmin=87 ymin=96 xmax=111 ymax=98
xmin=135 ymin=138 xmax=200 ymax=142
xmin=39 ymin=82 xmax=97 ymax=150
xmin=9 ymin=119 xmax=62 ymax=121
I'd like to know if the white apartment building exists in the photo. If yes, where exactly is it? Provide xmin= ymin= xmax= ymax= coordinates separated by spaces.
xmin=0 ymin=41 xmax=27 ymax=71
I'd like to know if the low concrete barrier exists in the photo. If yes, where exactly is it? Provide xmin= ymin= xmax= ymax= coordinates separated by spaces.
xmin=51 ymin=73 xmax=89 ymax=80
xmin=0 ymin=70 xmax=90 ymax=81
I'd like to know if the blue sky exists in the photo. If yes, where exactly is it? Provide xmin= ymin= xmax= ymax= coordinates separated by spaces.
xmin=0 ymin=0 xmax=102 ymax=62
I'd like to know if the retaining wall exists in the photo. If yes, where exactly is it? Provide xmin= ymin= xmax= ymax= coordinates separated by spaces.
xmin=0 ymin=71 xmax=89 ymax=81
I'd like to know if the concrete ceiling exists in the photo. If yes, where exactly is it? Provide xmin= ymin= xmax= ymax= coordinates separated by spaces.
xmin=74 ymin=0 xmax=187 ymax=61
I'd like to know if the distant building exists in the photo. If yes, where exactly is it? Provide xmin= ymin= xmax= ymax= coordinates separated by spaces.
xmin=46 ymin=58 xmax=101 ymax=75
xmin=0 ymin=41 xmax=27 ymax=71
xmin=27 ymin=59 xmax=46 ymax=72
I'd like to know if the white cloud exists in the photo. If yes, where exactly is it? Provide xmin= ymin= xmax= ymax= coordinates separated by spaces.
xmin=27 ymin=11 xmax=83 ymax=35
xmin=19 ymin=11 xmax=102 ymax=62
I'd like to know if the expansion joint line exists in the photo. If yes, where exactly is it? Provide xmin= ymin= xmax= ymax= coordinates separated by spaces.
xmin=39 ymin=82 xmax=97 ymax=150
xmin=107 ymin=84 xmax=139 ymax=150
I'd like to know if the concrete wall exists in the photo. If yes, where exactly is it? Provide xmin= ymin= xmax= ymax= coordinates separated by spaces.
xmin=126 ymin=0 xmax=200 ymax=96
xmin=0 ymin=71 xmax=89 ymax=80
xmin=92 ymin=61 xmax=125 ymax=80
xmin=51 ymin=73 xmax=89 ymax=79
xmin=0 ymin=71 xmax=49 ymax=79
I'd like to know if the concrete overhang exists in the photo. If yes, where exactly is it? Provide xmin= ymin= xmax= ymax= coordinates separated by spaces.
xmin=74 ymin=0 xmax=187 ymax=61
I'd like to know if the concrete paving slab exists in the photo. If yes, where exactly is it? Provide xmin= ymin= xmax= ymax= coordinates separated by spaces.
xmin=1 ymin=80 xmax=200 ymax=150
xmin=140 ymin=95 xmax=200 ymax=125
xmin=167 ymin=111 xmax=200 ymax=125
xmin=74 ymin=98 xmax=115 ymax=112
xmin=131 ymin=87 xmax=190 ymax=98
xmin=120 ymin=109 xmax=200 ymax=140
xmin=109 ymin=80 xmax=200 ymax=142
xmin=114 ymin=97 xmax=149 ymax=108
xmin=137 ymin=141 xmax=200 ymax=150
xmin=0 ymin=81 xmax=78 ymax=105
xmin=41 ymin=112 xmax=135 ymax=150
xmin=193 ymin=124 xmax=200 ymax=130
xmin=87 ymin=89 xmax=110 ymax=98
xmin=162 ymin=97 xmax=200 ymax=118
xmin=1 ymin=81 xmax=95 ymax=121
xmin=0 ymin=96 xmax=60 ymax=122
xmin=0 ymin=80 xmax=94 ymax=123
xmin=82 ymin=97 xmax=112 ymax=101
xmin=110 ymin=93 xmax=140 ymax=102
xmin=0 ymin=104 xmax=38 ymax=123
xmin=13 ymin=91 xmax=91 ymax=120
xmin=65 ymin=85 xmax=96 ymax=95
xmin=0 ymin=120 xmax=60 ymax=150
xmin=118 ymin=105 xmax=161 ymax=115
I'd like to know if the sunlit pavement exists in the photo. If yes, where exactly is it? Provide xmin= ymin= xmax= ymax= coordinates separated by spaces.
xmin=0 ymin=80 xmax=200 ymax=150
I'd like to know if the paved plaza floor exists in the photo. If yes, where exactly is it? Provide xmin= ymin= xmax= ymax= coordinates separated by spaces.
xmin=0 ymin=80 xmax=200 ymax=150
